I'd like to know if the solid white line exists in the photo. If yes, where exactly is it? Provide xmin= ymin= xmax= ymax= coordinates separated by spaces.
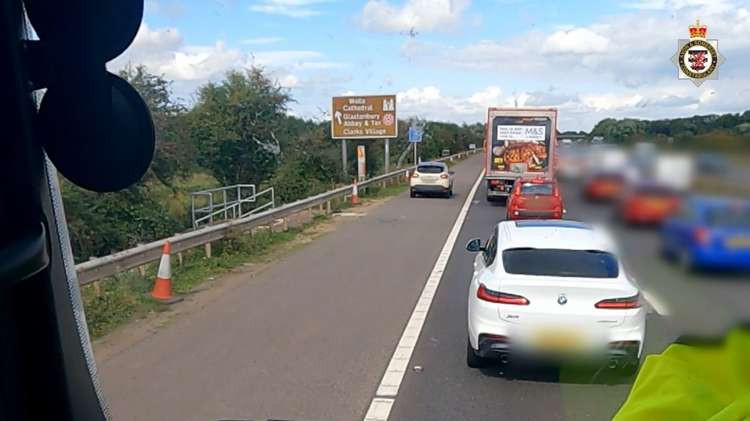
xmin=642 ymin=290 xmax=669 ymax=316
xmin=363 ymin=169 xmax=485 ymax=421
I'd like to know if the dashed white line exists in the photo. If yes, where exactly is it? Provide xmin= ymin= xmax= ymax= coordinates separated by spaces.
xmin=363 ymin=169 xmax=485 ymax=421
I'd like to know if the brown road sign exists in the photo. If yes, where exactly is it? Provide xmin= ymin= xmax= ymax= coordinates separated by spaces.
xmin=331 ymin=95 xmax=397 ymax=139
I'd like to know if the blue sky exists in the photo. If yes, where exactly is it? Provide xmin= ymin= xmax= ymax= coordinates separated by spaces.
xmin=111 ymin=0 xmax=750 ymax=131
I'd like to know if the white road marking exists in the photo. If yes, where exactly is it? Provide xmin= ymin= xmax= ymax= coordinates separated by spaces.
xmin=642 ymin=290 xmax=669 ymax=316
xmin=363 ymin=169 xmax=485 ymax=421
xmin=334 ymin=212 xmax=367 ymax=217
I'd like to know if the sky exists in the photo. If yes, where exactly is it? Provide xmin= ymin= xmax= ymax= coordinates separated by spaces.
xmin=108 ymin=0 xmax=750 ymax=131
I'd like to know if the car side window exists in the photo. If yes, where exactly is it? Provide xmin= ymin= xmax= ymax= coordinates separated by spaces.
xmin=483 ymin=228 xmax=498 ymax=266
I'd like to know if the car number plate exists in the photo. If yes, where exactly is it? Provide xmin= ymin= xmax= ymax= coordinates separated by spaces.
xmin=533 ymin=329 xmax=584 ymax=352
xmin=726 ymin=236 xmax=750 ymax=249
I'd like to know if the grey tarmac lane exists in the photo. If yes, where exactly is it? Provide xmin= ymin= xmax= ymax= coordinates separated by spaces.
xmin=96 ymin=154 xmax=484 ymax=421
xmin=387 ymin=179 xmax=749 ymax=421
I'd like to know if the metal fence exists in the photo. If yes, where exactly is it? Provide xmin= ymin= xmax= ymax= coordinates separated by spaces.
xmin=75 ymin=149 xmax=481 ymax=285
xmin=191 ymin=184 xmax=275 ymax=229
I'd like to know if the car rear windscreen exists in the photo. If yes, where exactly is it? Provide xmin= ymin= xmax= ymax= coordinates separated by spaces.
xmin=707 ymin=208 xmax=750 ymax=228
xmin=521 ymin=183 xmax=553 ymax=195
xmin=502 ymin=248 xmax=619 ymax=278
xmin=417 ymin=165 xmax=443 ymax=174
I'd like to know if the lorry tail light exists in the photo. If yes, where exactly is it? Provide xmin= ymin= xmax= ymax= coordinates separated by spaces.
xmin=595 ymin=294 xmax=641 ymax=309
xmin=489 ymin=180 xmax=500 ymax=186
xmin=693 ymin=227 xmax=711 ymax=245
xmin=477 ymin=284 xmax=529 ymax=305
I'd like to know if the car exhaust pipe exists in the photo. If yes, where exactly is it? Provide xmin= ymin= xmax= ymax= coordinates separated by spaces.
xmin=608 ymin=358 xmax=618 ymax=369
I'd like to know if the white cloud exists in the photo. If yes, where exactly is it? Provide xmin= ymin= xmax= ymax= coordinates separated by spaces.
xmin=625 ymin=0 xmax=736 ymax=13
xmin=542 ymin=28 xmax=610 ymax=55
xmin=250 ymin=0 xmax=332 ymax=18
xmin=360 ymin=0 xmax=471 ymax=33
xmin=241 ymin=37 xmax=284 ymax=45
xmin=129 ymin=23 xmax=182 ymax=51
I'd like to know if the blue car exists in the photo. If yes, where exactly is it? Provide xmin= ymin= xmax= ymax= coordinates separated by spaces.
xmin=661 ymin=196 xmax=750 ymax=271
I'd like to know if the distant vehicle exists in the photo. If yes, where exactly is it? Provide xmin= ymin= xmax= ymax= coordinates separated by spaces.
xmin=661 ymin=197 xmax=750 ymax=271
xmin=465 ymin=220 xmax=645 ymax=374
xmin=468 ymin=144 xmax=476 ymax=150
xmin=617 ymin=182 xmax=681 ymax=226
xmin=410 ymin=161 xmax=454 ymax=198
xmin=441 ymin=149 xmax=451 ymax=157
xmin=583 ymin=170 xmax=625 ymax=202
xmin=557 ymin=146 xmax=588 ymax=180
xmin=695 ymin=153 xmax=728 ymax=174
xmin=483 ymin=108 xmax=558 ymax=202
xmin=506 ymin=177 xmax=564 ymax=220
xmin=653 ymin=154 xmax=694 ymax=192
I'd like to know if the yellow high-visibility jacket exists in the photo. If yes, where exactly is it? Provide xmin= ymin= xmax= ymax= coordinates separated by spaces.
xmin=613 ymin=327 xmax=750 ymax=421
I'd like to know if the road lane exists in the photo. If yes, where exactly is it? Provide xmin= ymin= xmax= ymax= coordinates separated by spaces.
xmin=388 ymin=182 xmax=680 ymax=421
xmin=97 ymin=155 xmax=483 ymax=421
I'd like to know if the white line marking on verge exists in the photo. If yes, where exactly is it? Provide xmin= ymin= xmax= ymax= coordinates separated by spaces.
xmin=363 ymin=169 xmax=485 ymax=421
xmin=642 ymin=290 xmax=669 ymax=316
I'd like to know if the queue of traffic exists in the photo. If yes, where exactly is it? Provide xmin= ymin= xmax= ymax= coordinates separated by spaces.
xmin=461 ymin=108 xmax=647 ymax=376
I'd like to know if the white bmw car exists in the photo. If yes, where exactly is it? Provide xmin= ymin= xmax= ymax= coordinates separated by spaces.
xmin=465 ymin=220 xmax=646 ymax=373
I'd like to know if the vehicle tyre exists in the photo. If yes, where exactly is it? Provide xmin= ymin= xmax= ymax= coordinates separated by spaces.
xmin=410 ymin=189 xmax=416 ymax=198
xmin=466 ymin=339 xmax=486 ymax=368
xmin=449 ymin=188 xmax=454 ymax=197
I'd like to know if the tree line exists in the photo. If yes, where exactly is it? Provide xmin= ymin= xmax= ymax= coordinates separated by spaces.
xmin=590 ymin=112 xmax=750 ymax=150
xmin=63 ymin=66 xmax=484 ymax=262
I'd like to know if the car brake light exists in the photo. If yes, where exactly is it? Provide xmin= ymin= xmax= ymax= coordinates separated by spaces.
xmin=595 ymin=294 xmax=641 ymax=309
xmin=411 ymin=172 xmax=420 ymax=178
xmin=440 ymin=173 xmax=449 ymax=179
xmin=477 ymin=284 xmax=529 ymax=305
xmin=693 ymin=227 xmax=711 ymax=245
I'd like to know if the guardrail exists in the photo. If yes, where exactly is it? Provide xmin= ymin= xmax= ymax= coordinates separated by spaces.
xmin=75 ymin=149 xmax=481 ymax=285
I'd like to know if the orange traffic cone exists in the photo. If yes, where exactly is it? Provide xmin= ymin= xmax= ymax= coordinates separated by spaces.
xmin=351 ymin=179 xmax=360 ymax=205
xmin=150 ymin=241 xmax=181 ymax=303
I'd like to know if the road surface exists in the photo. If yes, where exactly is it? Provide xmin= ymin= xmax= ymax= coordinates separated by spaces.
xmin=97 ymin=154 xmax=748 ymax=421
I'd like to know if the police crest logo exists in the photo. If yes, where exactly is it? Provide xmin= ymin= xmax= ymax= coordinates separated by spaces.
xmin=671 ymin=19 xmax=725 ymax=86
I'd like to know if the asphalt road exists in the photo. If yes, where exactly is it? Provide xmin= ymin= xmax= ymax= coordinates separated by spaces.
xmin=97 ymin=154 xmax=748 ymax=421
xmin=97 ymin=154 xmax=484 ymax=421
xmin=387 ymin=178 xmax=749 ymax=421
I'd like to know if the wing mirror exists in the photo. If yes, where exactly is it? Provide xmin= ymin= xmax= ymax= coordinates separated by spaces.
xmin=466 ymin=238 xmax=484 ymax=252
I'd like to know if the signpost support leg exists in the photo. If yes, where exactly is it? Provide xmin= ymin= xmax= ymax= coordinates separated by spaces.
xmin=384 ymin=138 xmax=390 ymax=173
xmin=341 ymin=139 xmax=348 ymax=177
xmin=413 ymin=142 xmax=417 ymax=165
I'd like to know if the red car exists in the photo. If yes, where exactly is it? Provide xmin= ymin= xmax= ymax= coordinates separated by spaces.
xmin=618 ymin=183 xmax=681 ymax=225
xmin=583 ymin=171 xmax=625 ymax=202
xmin=506 ymin=177 xmax=564 ymax=220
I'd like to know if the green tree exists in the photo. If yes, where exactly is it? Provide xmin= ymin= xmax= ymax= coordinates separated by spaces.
xmin=188 ymin=68 xmax=291 ymax=186
xmin=119 ymin=65 xmax=194 ymax=184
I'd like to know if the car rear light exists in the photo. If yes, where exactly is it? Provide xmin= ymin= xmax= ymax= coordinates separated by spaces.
xmin=595 ymin=294 xmax=641 ymax=309
xmin=693 ymin=227 xmax=711 ymax=245
xmin=411 ymin=172 xmax=420 ymax=178
xmin=440 ymin=173 xmax=449 ymax=179
xmin=477 ymin=284 xmax=529 ymax=305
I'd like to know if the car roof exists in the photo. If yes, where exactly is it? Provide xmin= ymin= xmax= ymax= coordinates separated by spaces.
xmin=497 ymin=220 xmax=616 ymax=252
xmin=688 ymin=195 xmax=749 ymax=209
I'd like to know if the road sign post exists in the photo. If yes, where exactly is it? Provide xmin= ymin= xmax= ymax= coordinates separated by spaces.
xmin=384 ymin=138 xmax=390 ymax=173
xmin=341 ymin=139 xmax=347 ymax=177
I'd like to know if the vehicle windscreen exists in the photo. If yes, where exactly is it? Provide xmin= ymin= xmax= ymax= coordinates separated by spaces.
xmin=417 ymin=165 xmax=444 ymax=174
xmin=521 ymin=183 xmax=553 ymax=195
xmin=502 ymin=248 xmax=619 ymax=278
xmin=706 ymin=207 xmax=750 ymax=228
